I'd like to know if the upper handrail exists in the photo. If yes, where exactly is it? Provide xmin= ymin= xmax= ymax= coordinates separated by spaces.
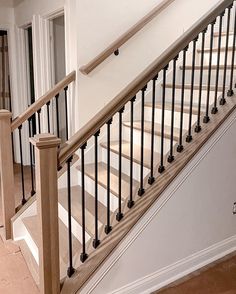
xmin=79 ymin=0 xmax=175 ymax=75
xmin=11 ymin=71 xmax=76 ymax=131
xmin=59 ymin=0 xmax=233 ymax=166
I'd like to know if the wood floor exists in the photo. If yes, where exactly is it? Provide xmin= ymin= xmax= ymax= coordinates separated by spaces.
xmin=154 ymin=252 xmax=236 ymax=294
xmin=0 ymin=164 xmax=32 ymax=226
xmin=0 ymin=165 xmax=38 ymax=294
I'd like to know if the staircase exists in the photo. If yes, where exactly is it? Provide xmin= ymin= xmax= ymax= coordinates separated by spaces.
xmin=0 ymin=0 xmax=236 ymax=293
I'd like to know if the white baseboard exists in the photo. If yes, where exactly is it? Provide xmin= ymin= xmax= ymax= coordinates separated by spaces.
xmin=110 ymin=235 xmax=236 ymax=294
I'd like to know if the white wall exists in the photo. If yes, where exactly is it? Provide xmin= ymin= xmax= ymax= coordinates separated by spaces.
xmin=7 ymin=0 xmax=224 ymax=133
xmin=75 ymin=0 xmax=222 ymax=130
xmin=81 ymin=107 xmax=236 ymax=294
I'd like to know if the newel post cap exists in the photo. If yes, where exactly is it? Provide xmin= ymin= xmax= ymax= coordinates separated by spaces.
xmin=0 ymin=110 xmax=12 ymax=119
xmin=30 ymin=134 xmax=61 ymax=149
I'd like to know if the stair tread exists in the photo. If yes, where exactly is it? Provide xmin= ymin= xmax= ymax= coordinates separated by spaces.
xmin=165 ymin=83 xmax=223 ymax=92
xmin=123 ymin=121 xmax=181 ymax=142
xmin=23 ymin=215 xmax=82 ymax=264
xmin=214 ymin=31 xmax=234 ymax=37
xmin=58 ymin=185 xmax=107 ymax=236
xmin=101 ymin=140 xmax=160 ymax=169
xmin=78 ymin=162 xmax=139 ymax=199
xmin=197 ymin=46 xmax=235 ymax=53
xmin=181 ymin=65 xmax=236 ymax=70
xmin=145 ymin=102 xmax=200 ymax=115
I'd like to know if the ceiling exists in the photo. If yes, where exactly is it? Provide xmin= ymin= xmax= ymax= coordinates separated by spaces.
xmin=0 ymin=0 xmax=24 ymax=7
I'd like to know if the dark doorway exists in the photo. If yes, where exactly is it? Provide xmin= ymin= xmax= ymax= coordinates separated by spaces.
xmin=0 ymin=30 xmax=11 ymax=111
xmin=25 ymin=26 xmax=36 ymax=135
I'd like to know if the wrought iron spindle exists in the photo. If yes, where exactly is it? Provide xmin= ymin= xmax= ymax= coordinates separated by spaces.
xmin=228 ymin=4 xmax=236 ymax=97
xmin=28 ymin=117 xmax=35 ymax=196
xmin=116 ymin=107 xmax=125 ymax=221
xmin=168 ymin=56 xmax=178 ymax=162
xmin=128 ymin=97 xmax=136 ymax=209
xmin=177 ymin=46 xmax=188 ymax=152
xmin=80 ymin=143 xmax=88 ymax=263
xmin=55 ymin=93 xmax=60 ymax=138
xmin=64 ymin=86 xmax=69 ymax=140
xmin=204 ymin=21 xmax=215 ymax=123
xmin=138 ymin=85 xmax=147 ymax=196
xmin=46 ymin=101 xmax=51 ymax=133
xmin=105 ymin=119 xmax=112 ymax=235
xmin=158 ymin=65 xmax=168 ymax=173
xmin=66 ymin=156 xmax=75 ymax=277
xmin=18 ymin=125 xmax=26 ymax=205
xmin=212 ymin=13 xmax=224 ymax=114
xmin=37 ymin=108 xmax=41 ymax=134
xmin=196 ymin=30 xmax=207 ymax=132
xmin=220 ymin=5 xmax=233 ymax=105
xmin=187 ymin=37 xmax=198 ymax=142
xmin=148 ymin=75 xmax=158 ymax=184
xmin=93 ymin=130 xmax=100 ymax=249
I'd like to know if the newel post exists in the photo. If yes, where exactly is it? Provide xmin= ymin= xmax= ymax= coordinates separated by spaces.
xmin=30 ymin=134 xmax=61 ymax=294
xmin=0 ymin=110 xmax=15 ymax=240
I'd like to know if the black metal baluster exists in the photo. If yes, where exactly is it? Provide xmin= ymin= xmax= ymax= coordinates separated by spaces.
xmin=212 ymin=14 xmax=224 ymax=114
xmin=37 ymin=108 xmax=41 ymax=134
xmin=204 ymin=21 xmax=215 ymax=123
xmin=168 ymin=56 xmax=178 ymax=162
xmin=66 ymin=156 xmax=75 ymax=277
xmin=138 ymin=85 xmax=147 ymax=196
xmin=28 ymin=117 xmax=35 ymax=196
xmin=187 ymin=37 xmax=198 ymax=142
xmin=80 ymin=143 xmax=88 ymax=263
xmin=105 ymin=119 xmax=112 ymax=234
xmin=177 ymin=46 xmax=188 ymax=152
xmin=158 ymin=65 xmax=168 ymax=173
xmin=196 ymin=29 xmax=207 ymax=131
xmin=116 ymin=107 xmax=125 ymax=221
xmin=128 ymin=97 xmax=136 ymax=209
xmin=46 ymin=101 xmax=51 ymax=133
xmin=93 ymin=130 xmax=100 ymax=249
xmin=55 ymin=93 xmax=60 ymax=138
xmin=18 ymin=125 xmax=26 ymax=205
xmin=220 ymin=5 xmax=233 ymax=105
xmin=148 ymin=75 xmax=158 ymax=184
xmin=228 ymin=4 xmax=236 ymax=97
xmin=64 ymin=86 xmax=69 ymax=140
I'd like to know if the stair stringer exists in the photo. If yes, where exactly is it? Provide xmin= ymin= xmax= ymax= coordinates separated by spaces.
xmin=61 ymin=97 xmax=236 ymax=294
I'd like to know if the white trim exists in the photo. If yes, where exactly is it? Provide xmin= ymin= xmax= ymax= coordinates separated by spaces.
xmin=110 ymin=235 xmax=236 ymax=294
xmin=81 ymin=109 xmax=236 ymax=294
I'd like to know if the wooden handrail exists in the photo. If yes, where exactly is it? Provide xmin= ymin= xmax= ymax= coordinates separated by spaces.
xmin=11 ymin=71 xmax=76 ymax=131
xmin=59 ymin=0 xmax=232 ymax=166
xmin=79 ymin=0 xmax=175 ymax=75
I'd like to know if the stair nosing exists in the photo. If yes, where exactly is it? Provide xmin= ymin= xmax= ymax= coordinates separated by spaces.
xmin=77 ymin=163 xmax=135 ymax=200
xmin=100 ymin=140 xmax=159 ymax=169
xmin=145 ymin=102 xmax=200 ymax=116
xmin=165 ymin=83 xmax=223 ymax=92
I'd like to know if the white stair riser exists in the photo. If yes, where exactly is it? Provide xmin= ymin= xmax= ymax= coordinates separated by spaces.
xmin=164 ymin=88 xmax=215 ymax=106
xmin=101 ymin=146 xmax=150 ymax=181
xmin=202 ymin=50 xmax=236 ymax=66
xmin=144 ymin=106 xmax=197 ymax=130
xmin=123 ymin=125 xmax=175 ymax=155
xmin=213 ymin=35 xmax=235 ymax=48
xmin=58 ymin=203 xmax=91 ymax=243
xmin=77 ymin=169 xmax=119 ymax=212
xmin=182 ymin=67 xmax=232 ymax=86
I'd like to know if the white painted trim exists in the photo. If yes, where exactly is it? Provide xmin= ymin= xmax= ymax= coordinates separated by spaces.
xmin=81 ymin=109 xmax=236 ymax=294
xmin=110 ymin=235 xmax=236 ymax=294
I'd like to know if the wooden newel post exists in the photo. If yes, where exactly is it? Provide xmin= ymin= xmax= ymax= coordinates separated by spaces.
xmin=0 ymin=110 xmax=15 ymax=240
xmin=30 ymin=134 xmax=61 ymax=294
